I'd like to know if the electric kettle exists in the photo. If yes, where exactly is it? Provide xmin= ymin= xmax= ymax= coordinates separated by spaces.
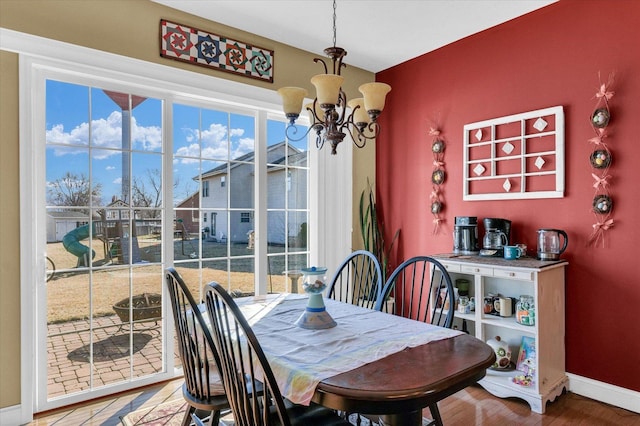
xmin=537 ymin=229 xmax=568 ymax=260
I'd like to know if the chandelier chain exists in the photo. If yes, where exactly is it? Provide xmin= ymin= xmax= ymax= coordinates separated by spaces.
xmin=332 ymin=0 xmax=337 ymax=48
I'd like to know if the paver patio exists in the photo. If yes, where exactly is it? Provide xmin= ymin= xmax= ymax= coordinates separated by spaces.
xmin=47 ymin=315 xmax=180 ymax=399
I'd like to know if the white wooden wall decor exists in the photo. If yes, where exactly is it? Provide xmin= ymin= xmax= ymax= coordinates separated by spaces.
xmin=463 ymin=106 xmax=564 ymax=201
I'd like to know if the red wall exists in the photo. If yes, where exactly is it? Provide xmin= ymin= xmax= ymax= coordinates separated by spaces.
xmin=376 ymin=0 xmax=640 ymax=392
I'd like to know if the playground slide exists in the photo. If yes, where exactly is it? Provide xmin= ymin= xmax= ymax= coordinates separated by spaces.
xmin=62 ymin=224 xmax=96 ymax=267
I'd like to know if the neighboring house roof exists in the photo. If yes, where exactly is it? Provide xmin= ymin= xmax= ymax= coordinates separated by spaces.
xmin=267 ymin=150 xmax=307 ymax=170
xmin=107 ymin=199 xmax=129 ymax=208
xmin=196 ymin=141 xmax=303 ymax=180
xmin=176 ymin=192 xmax=199 ymax=208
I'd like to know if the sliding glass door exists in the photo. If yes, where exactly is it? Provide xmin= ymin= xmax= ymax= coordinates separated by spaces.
xmin=37 ymin=75 xmax=311 ymax=409
xmin=44 ymin=81 xmax=167 ymax=401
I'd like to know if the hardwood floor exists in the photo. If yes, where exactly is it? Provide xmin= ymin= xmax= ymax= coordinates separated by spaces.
xmin=29 ymin=380 xmax=640 ymax=426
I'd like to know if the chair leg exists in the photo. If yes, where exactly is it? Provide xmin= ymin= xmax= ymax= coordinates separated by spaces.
xmin=182 ymin=405 xmax=196 ymax=426
xmin=428 ymin=403 xmax=444 ymax=426
xmin=207 ymin=409 xmax=221 ymax=426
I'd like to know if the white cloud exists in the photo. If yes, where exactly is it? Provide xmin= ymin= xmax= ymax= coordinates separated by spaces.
xmin=106 ymin=166 xmax=115 ymax=171
xmin=46 ymin=110 xmax=162 ymax=159
xmin=46 ymin=111 xmax=253 ymax=164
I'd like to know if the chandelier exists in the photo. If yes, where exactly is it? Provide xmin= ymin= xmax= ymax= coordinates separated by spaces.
xmin=277 ymin=0 xmax=391 ymax=155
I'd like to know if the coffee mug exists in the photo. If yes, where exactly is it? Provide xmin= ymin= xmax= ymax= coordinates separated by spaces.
xmin=503 ymin=245 xmax=523 ymax=260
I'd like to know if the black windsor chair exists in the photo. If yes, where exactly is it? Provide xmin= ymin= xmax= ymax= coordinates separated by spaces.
xmin=204 ymin=282 xmax=352 ymax=426
xmin=165 ymin=268 xmax=228 ymax=426
xmin=326 ymin=250 xmax=384 ymax=310
xmin=374 ymin=256 xmax=456 ymax=426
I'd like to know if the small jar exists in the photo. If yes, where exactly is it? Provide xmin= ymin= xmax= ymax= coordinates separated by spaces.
xmin=458 ymin=296 xmax=470 ymax=314
xmin=301 ymin=267 xmax=328 ymax=294
xmin=455 ymin=279 xmax=470 ymax=297
xmin=516 ymin=295 xmax=535 ymax=326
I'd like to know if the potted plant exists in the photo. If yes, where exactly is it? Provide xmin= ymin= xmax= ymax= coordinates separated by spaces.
xmin=358 ymin=179 xmax=400 ymax=281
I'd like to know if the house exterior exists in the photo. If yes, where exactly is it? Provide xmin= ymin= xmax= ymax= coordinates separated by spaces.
xmin=199 ymin=141 xmax=307 ymax=244
xmin=174 ymin=192 xmax=200 ymax=235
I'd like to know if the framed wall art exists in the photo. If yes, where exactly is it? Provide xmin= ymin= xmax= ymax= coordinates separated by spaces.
xmin=160 ymin=19 xmax=274 ymax=82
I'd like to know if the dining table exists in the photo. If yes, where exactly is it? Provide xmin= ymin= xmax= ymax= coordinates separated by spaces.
xmin=207 ymin=293 xmax=496 ymax=426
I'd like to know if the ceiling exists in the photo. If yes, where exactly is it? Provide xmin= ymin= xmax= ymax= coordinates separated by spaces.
xmin=152 ymin=0 xmax=556 ymax=73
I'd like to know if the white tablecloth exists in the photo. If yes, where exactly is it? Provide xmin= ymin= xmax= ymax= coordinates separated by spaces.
xmin=229 ymin=293 xmax=462 ymax=405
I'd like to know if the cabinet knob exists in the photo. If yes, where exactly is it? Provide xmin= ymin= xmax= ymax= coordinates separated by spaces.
xmin=474 ymin=268 xmax=480 ymax=273
xmin=509 ymin=272 xmax=515 ymax=277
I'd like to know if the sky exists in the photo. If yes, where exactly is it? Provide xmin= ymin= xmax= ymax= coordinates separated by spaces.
xmin=45 ymin=79 xmax=308 ymax=207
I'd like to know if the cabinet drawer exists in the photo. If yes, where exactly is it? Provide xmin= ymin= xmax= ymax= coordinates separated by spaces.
xmin=441 ymin=263 xmax=461 ymax=273
xmin=461 ymin=265 xmax=493 ymax=275
xmin=493 ymin=268 xmax=533 ymax=281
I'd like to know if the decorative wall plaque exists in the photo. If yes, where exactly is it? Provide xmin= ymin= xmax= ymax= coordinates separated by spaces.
xmin=463 ymin=106 xmax=564 ymax=200
xmin=160 ymin=20 xmax=274 ymax=82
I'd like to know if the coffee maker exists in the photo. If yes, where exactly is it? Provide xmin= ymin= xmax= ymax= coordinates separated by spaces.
xmin=480 ymin=218 xmax=512 ymax=257
xmin=453 ymin=216 xmax=480 ymax=255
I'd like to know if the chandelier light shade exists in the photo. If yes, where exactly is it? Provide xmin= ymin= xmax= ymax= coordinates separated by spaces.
xmin=311 ymin=74 xmax=345 ymax=106
xmin=278 ymin=87 xmax=308 ymax=118
xmin=277 ymin=0 xmax=391 ymax=155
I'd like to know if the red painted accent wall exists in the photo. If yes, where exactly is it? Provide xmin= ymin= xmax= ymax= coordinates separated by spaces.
xmin=376 ymin=0 xmax=640 ymax=392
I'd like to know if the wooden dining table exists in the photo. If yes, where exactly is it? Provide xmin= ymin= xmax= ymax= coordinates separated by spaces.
xmin=221 ymin=293 xmax=496 ymax=426
xmin=312 ymin=333 xmax=495 ymax=424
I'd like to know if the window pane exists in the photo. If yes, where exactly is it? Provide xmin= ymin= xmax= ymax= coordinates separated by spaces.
xmin=267 ymin=166 xmax=286 ymax=209
xmin=46 ymin=80 xmax=89 ymax=147
xmin=288 ymin=168 xmax=308 ymax=210
xmin=289 ymin=211 xmax=308 ymax=252
xmin=131 ymin=97 xmax=162 ymax=153
xmin=131 ymin=152 xmax=163 ymax=210
xmin=46 ymin=147 xmax=92 ymax=207
xmin=229 ymin=161 xmax=254 ymax=209
xmin=230 ymin=258 xmax=255 ymax=294
xmin=202 ymin=109 xmax=231 ymax=160
xmin=173 ymin=103 xmax=201 ymax=157
xmin=91 ymin=88 xmax=124 ymax=150
xmin=230 ymin=112 xmax=255 ymax=160
xmin=267 ymin=211 xmax=285 ymax=253
xmin=201 ymin=160 xmax=228 ymax=208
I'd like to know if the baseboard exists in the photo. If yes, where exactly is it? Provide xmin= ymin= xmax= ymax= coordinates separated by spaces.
xmin=567 ymin=373 xmax=640 ymax=414
xmin=0 ymin=404 xmax=23 ymax=426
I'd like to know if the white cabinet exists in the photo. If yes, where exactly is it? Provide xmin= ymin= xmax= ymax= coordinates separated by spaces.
xmin=431 ymin=254 xmax=568 ymax=413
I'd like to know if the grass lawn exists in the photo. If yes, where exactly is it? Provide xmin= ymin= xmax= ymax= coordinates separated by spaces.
xmin=46 ymin=235 xmax=308 ymax=323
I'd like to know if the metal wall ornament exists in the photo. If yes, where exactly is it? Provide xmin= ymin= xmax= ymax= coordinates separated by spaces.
xmin=429 ymin=128 xmax=446 ymax=234
xmin=587 ymin=73 xmax=616 ymax=247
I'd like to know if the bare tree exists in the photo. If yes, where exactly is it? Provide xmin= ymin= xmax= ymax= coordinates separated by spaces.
xmin=131 ymin=168 xmax=184 ymax=218
xmin=47 ymin=172 xmax=102 ymax=212
xmin=132 ymin=169 xmax=162 ymax=219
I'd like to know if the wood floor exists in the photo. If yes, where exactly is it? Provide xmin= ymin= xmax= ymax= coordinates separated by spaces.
xmin=29 ymin=379 xmax=640 ymax=426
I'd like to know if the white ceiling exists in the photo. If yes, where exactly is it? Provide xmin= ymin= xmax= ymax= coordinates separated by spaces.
xmin=152 ymin=0 xmax=556 ymax=73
